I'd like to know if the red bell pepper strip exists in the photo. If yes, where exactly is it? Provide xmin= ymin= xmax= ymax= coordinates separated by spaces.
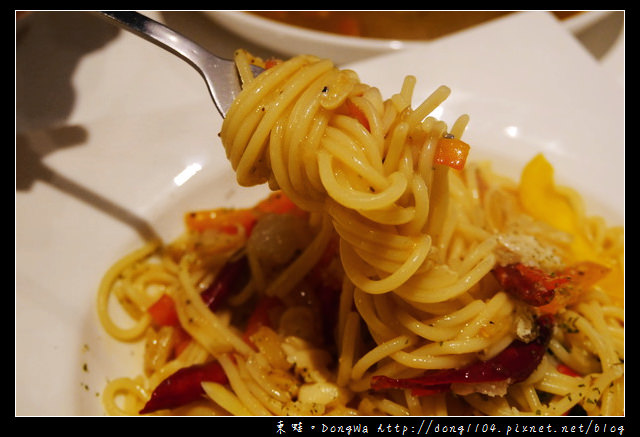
xmin=146 ymin=294 xmax=191 ymax=358
xmin=184 ymin=208 xmax=258 ymax=235
xmin=493 ymin=261 xmax=610 ymax=315
xmin=371 ymin=314 xmax=554 ymax=396
xmin=184 ymin=191 xmax=306 ymax=236
xmin=148 ymin=293 xmax=180 ymax=327
xmin=537 ymin=261 xmax=610 ymax=315
xmin=139 ymin=360 xmax=228 ymax=414
xmin=254 ymin=191 xmax=307 ymax=217
xmin=557 ymin=363 xmax=580 ymax=378
xmin=492 ymin=263 xmax=570 ymax=307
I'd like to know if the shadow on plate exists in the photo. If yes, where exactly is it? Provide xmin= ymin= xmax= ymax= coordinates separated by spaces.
xmin=16 ymin=11 xmax=160 ymax=243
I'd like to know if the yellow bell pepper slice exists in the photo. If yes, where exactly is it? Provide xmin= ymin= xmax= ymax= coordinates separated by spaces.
xmin=518 ymin=154 xmax=623 ymax=305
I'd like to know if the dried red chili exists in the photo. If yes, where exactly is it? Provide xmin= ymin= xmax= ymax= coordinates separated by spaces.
xmin=139 ymin=360 xmax=228 ymax=414
xmin=371 ymin=314 xmax=554 ymax=396
xmin=492 ymin=263 xmax=570 ymax=307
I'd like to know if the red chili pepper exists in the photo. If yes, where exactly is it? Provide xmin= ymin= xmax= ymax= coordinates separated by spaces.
xmin=371 ymin=314 xmax=554 ymax=396
xmin=492 ymin=263 xmax=570 ymax=307
xmin=139 ymin=360 xmax=228 ymax=414
xmin=200 ymin=254 xmax=250 ymax=312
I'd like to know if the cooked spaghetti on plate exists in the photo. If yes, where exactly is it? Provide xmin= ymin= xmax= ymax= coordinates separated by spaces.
xmin=98 ymin=50 xmax=624 ymax=416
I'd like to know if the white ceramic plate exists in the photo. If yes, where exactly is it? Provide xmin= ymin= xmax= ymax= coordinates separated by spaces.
xmin=15 ymin=11 xmax=623 ymax=415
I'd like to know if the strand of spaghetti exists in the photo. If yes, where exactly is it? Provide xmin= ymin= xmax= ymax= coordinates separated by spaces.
xmin=374 ymin=397 xmax=410 ymax=416
xmin=514 ymin=384 xmax=544 ymax=414
xmin=396 ymin=174 xmax=430 ymax=234
xmin=389 ymin=348 xmax=475 ymax=370
xmin=454 ymin=292 xmax=513 ymax=340
xmin=269 ymin=117 xmax=325 ymax=211
xmin=321 ymin=126 xmax=388 ymax=190
xmin=349 ymin=94 xmax=384 ymax=142
xmin=242 ymin=378 xmax=288 ymax=416
xmin=332 ymin=109 xmax=384 ymax=163
xmin=329 ymin=203 xmax=418 ymax=252
xmin=278 ymin=71 xmax=337 ymax=199
xmin=425 ymin=166 xmax=451 ymax=250
xmin=395 ymin=253 xmax=496 ymax=303
xmin=389 ymin=75 xmax=415 ymax=114
xmin=544 ymin=365 xmax=623 ymax=416
xmin=234 ymin=49 xmax=263 ymax=85
xmin=97 ymin=241 xmax=159 ymax=341
xmin=357 ymin=202 xmax=417 ymax=226
xmin=547 ymin=338 xmax=598 ymax=376
xmin=450 ymin=114 xmax=470 ymax=139
xmin=575 ymin=301 xmax=620 ymax=368
xmin=175 ymin=255 xmax=253 ymax=356
xmin=372 ymin=293 xmax=409 ymax=336
xmin=415 ymin=333 xmax=504 ymax=357
xmin=102 ymin=377 xmax=149 ymax=416
xmin=317 ymin=150 xmax=408 ymax=211
xmin=353 ymin=287 xmax=397 ymax=342
xmin=340 ymin=233 xmax=431 ymax=294
xmin=173 ymin=338 xmax=210 ymax=367
xmin=264 ymin=214 xmax=333 ymax=298
xmin=533 ymin=370 xmax=586 ymax=396
xmin=465 ymin=393 xmax=519 ymax=416
xmin=336 ymin=278 xmax=356 ymax=353
xmin=396 ymin=300 xmax=487 ymax=342
xmin=405 ymin=85 xmax=451 ymax=127
xmin=404 ymin=289 xmax=471 ymax=316
xmin=322 ymin=132 xmax=390 ymax=192
xmin=351 ymin=335 xmax=413 ymax=381
xmin=234 ymin=352 xmax=292 ymax=415
xmin=216 ymin=353 xmax=272 ymax=415
xmin=224 ymin=56 xmax=321 ymax=181
xmin=224 ymin=53 xmax=317 ymax=146
xmin=201 ymin=382 xmax=253 ymax=416
xmin=416 ymin=123 xmax=445 ymax=182
xmin=565 ymin=309 xmax=617 ymax=368
xmin=235 ymin=60 xmax=336 ymax=185
xmin=336 ymin=311 xmax=361 ymax=387
xmin=349 ymin=236 xmax=428 ymax=275
xmin=146 ymin=357 xmax=192 ymax=394
xmin=244 ymin=354 xmax=292 ymax=404
xmin=382 ymin=122 xmax=410 ymax=175
xmin=318 ymin=68 xmax=360 ymax=109
xmin=404 ymin=390 xmax=423 ymax=416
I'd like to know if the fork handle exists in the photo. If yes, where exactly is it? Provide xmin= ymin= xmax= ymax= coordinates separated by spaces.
xmin=99 ymin=11 xmax=210 ymax=71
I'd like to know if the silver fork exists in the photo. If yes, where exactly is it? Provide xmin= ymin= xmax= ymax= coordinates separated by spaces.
xmin=97 ymin=11 xmax=264 ymax=117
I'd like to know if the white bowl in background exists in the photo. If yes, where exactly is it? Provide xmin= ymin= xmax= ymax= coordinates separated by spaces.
xmin=203 ymin=10 xmax=424 ymax=64
xmin=203 ymin=10 xmax=618 ymax=65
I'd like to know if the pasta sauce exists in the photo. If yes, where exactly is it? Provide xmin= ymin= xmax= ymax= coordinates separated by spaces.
xmin=250 ymin=11 xmax=582 ymax=40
